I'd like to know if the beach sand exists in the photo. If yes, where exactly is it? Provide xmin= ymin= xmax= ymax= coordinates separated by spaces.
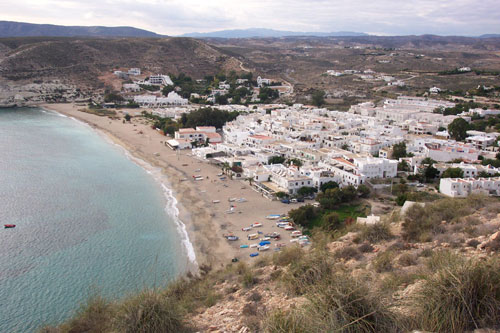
xmin=42 ymin=103 xmax=299 ymax=271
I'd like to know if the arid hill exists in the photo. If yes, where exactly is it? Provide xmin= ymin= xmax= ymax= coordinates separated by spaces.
xmin=0 ymin=37 xmax=239 ymax=87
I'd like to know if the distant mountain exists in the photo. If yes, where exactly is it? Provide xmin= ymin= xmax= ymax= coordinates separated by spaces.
xmin=0 ymin=21 xmax=162 ymax=38
xmin=479 ymin=34 xmax=500 ymax=38
xmin=180 ymin=28 xmax=368 ymax=38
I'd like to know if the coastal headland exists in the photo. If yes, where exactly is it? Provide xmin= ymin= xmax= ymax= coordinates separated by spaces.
xmin=42 ymin=103 xmax=296 ymax=272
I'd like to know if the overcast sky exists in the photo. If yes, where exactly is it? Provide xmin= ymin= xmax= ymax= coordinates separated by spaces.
xmin=1 ymin=0 xmax=499 ymax=36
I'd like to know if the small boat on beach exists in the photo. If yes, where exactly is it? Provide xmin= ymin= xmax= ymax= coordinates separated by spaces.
xmin=240 ymin=244 xmax=249 ymax=248
xmin=251 ymin=222 xmax=263 ymax=228
xmin=180 ymin=178 xmax=188 ymax=181
xmin=260 ymin=237 xmax=271 ymax=242
xmin=284 ymin=225 xmax=296 ymax=231
xmin=258 ymin=245 xmax=270 ymax=251
xmin=242 ymin=226 xmax=252 ymax=232
xmin=291 ymin=231 xmax=303 ymax=237
xmin=266 ymin=214 xmax=282 ymax=220
xmin=250 ymin=253 xmax=259 ymax=257
xmin=265 ymin=232 xmax=281 ymax=239
xmin=250 ymin=244 xmax=259 ymax=248
xmin=228 ymin=197 xmax=237 ymax=202
xmin=212 ymin=200 xmax=220 ymax=204
xmin=217 ymin=172 xmax=223 ymax=176
xmin=194 ymin=169 xmax=201 ymax=172
xmin=226 ymin=236 xmax=239 ymax=241
xmin=4 ymin=224 xmax=16 ymax=229
xmin=247 ymin=233 xmax=259 ymax=240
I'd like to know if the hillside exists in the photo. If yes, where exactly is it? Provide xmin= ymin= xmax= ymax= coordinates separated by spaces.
xmin=0 ymin=21 xmax=161 ymax=38
xmin=42 ymin=194 xmax=500 ymax=332
xmin=0 ymin=37 xmax=242 ymax=105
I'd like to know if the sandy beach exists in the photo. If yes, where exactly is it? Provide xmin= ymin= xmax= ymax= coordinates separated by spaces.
xmin=41 ymin=103 xmax=298 ymax=271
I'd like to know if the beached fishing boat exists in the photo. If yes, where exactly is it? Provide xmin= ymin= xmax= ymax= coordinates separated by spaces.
xmin=250 ymin=244 xmax=259 ymax=248
xmin=180 ymin=178 xmax=188 ymax=181
xmin=260 ymin=237 xmax=271 ymax=241
xmin=250 ymin=253 xmax=259 ymax=257
xmin=291 ymin=231 xmax=303 ymax=237
xmin=258 ymin=245 xmax=270 ymax=251
xmin=247 ymin=233 xmax=258 ymax=240
xmin=240 ymin=244 xmax=249 ymax=248
xmin=217 ymin=172 xmax=223 ymax=176
xmin=242 ymin=226 xmax=252 ymax=231
xmin=194 ymin=169 xmax=201 ymax=172
xmin=228 ymin=197 xmax=237 ymax=202
xmin=4 ymin=224 xmax=15 ymax=229
xmin=266 ymin=214 xmax=281 ymax=220
xmin=259 ymin=241 xmax=271 ymax=246
xmin=237 ymin=198 xmax=247 ymax=203
xmin=226 ymin=236 xmax=239 ymax=241
xmin=195 ymin=177 xmax=204 ymax=181
xmin=212 ymin=200 xmax=220 ymax=203
xmin=265 ymin=232 xmax=280 ymax=239
xmin=251 ymin=222 xmax=263 ymax=228
xmin=284 ymin=225 xmax=295 ymax=231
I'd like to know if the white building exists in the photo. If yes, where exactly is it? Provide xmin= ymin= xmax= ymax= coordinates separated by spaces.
xmin=148 ymin=74 xmax=174 ymax=86
xmin=128 ymin=68 xmax=141 ymax=76
xmin=257 ymin=76 xmax=271 ymax=87
xmin=440 ymin=177 xmax=500 ymax=197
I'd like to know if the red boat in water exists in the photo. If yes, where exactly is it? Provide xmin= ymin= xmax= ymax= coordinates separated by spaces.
xmin=4 ymin=224 xmax=16 ymax=229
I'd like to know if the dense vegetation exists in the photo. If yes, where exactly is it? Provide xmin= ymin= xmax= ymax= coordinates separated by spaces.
xmin=144 ymin=107 xmax=239 ymax=136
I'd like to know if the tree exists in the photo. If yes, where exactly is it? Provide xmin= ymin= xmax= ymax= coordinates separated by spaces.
xmin=275 ymin=191 xmax=287 ymax=199
xmin=322 ymin=212 xmax=343 ymax=231
xmin=398 ymin=160 xmax=411 ymax=172
xmin=392 ymin=142 xmax=407 ymax=159
xmin=297 ymin=186 xmax=317 ymax=197
xmin=423 ymin=165 xmax=439 ymax=182
xmin=287 ymin=158 xmax=303 ymax=167
xmin=124 ymin=114 xmax=131 ymax=121
xmin=421 ymin=157 xmax=436 ymax=165
xmin=288 ymin=205 xmax=319 ymax=228
xmin=162 ymin=85 xmax=174 ymax=96
xmin=320 ymin=181 xmax=339 ymax=193
xmin=311 ymin=90 xmax=326 ymax=107
xmin=448 ymin=118 xmax=469 ymax=141
xmin=268 ymin=156 xmax=285 ymax=165
xmin=357 ymin=185 xmax=371 ymax=198
xmin=441 ymin=167 xmax=464 ymax=179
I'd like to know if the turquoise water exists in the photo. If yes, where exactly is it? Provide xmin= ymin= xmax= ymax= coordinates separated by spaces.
xmin=0 ymin=108 xmax=190 ymax=332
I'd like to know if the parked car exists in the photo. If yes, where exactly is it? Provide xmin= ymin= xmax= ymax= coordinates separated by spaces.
xmin=297 ymin=197 xmax=305 ymax=202
xmin=281 ymin=199 xmax=290 ymax=204
xmin=291 ymin=198 xmax=298 ymax=203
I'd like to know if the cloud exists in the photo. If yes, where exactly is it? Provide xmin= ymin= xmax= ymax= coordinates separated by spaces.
xmin=0 ymin=0 xmax=498 ymax=35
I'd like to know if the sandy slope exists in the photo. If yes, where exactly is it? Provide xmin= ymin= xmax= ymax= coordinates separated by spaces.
xmin=42 ymin=103 xmax=297 ymax=272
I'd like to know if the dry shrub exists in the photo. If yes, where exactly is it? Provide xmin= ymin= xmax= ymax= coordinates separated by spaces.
xmin=415 ymin=256 xmax=500 ymax=332
xmin=114 ymin=290 xmax=188 ymax=333
xmin=334 ymin=246 xmax=362 ymax=261
xmin=398 ymin=252 xmax=418 ymax=267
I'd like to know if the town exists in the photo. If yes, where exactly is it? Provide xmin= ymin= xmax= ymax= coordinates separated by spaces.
xmin=98 ymin=66 xmax=500 ymax=202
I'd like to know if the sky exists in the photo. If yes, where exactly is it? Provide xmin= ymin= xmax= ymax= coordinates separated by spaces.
xmin=1 ymin=0 xmax=499 ymax=36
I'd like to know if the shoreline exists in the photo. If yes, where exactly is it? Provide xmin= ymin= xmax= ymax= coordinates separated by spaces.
xmin=40 ymin=103 xmax=295 ymax=271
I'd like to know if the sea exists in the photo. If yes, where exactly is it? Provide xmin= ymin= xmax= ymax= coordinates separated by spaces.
xmin=0 ymin=107 xmax=194 ymax=332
